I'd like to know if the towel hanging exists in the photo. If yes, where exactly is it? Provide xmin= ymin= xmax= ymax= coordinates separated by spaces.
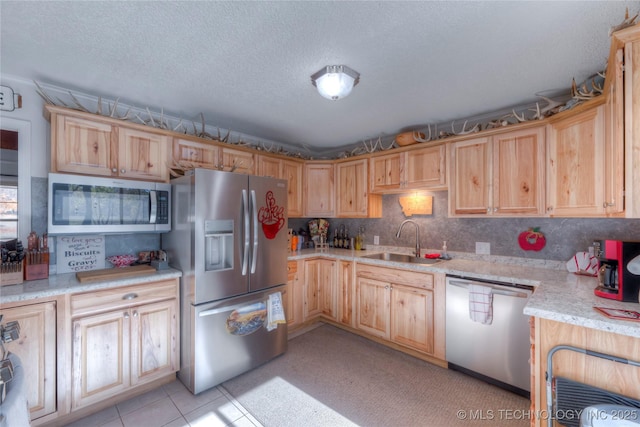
xmin=469 ymin=284 xmax=493 ymax=325
xmin=266 ymin=291 xmax=286 ymax=331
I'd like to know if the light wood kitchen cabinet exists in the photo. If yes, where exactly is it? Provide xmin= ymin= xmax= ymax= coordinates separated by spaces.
xmin=531 ymin=318 xmax=640 ymax=427
xmin=611 ymin=24 xmax=640 ymax=217
xmin=304 ymin=162 xmax=335 ymax=217
xmin=337 ymin=260 xmax=355 ymax=327
xmin=369 ymin=144 xmax=446 ymax=193
xmin=303 ymin=258 xmax=337 ymax=321
xmin=47 ymin=106 xmax=171 ymax=182
xmin=448 ymin=136 xmax=491 ymax=215
xmin=173 ymin=136 xmax=219 ymax=169
xmin=257 ymin=155 xmax=304 ymax=217
xmin=603 ymin=47 xmax=625 ymax=215
xmin=355 ymin=264 xmax=445 ymax=358
xmin=70 ymin=280 xmax=179 ymax=410
xmin=220 ymin=146 xmax=255 ymax=174
xmin=335 ymin=158 xmax=382 ymax=218
xmin=285 ymin=260 xmax=304 ymax=329
xmin=51 ymin=112 xmax=116 ymax=177
xmin=1 ymin=300 xmax=57 ymax=422
xmin=117 ymin=127 xmax=170 ymax=182
xmin=449 ymin=126 xmax=545 ymax=216
xmin=546 ymin=103 xmax=606 ymax=216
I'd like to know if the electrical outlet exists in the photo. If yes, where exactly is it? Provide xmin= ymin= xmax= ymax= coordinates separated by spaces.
xmin=475 ymin=242 xmax=490 ymax=255
xmin=373 ymin=235 xmax=380 ymax=245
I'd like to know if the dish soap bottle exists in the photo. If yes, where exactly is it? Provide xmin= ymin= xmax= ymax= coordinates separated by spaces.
xmin=441 ymin=240 xmax=451 ymax=260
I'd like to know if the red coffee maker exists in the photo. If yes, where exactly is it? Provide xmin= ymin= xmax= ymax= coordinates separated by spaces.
xmin=594 ymin=240 xmax=640 ymax=303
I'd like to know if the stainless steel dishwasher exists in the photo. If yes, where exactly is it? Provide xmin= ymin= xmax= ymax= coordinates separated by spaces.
xmin=445 ymin=275 xmax=533 ymax=396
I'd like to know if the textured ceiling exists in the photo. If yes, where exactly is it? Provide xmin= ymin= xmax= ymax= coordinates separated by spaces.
xmin=1 ymin=1 xmax=639 ymax=156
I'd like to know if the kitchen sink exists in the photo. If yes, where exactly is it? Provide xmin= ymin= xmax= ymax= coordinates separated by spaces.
xmin=361 ymin=252 xmax=444 ymax=265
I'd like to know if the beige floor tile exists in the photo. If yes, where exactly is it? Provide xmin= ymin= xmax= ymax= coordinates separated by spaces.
xmin=121 ymin=396 xmax=182 ymax=427
xmin=183 ymin=395 xmax=245 ymax=427
xmin=163 ymin=379 xmax=188 ymax=396
xmin=63 ymin=405 xmax=120 ymax=427
xmin=116 ymin=386 xmax=169 ymax=416
xmin=229 ymin=415 xmax=260 ymax=427
xmin=161 ymin=416 xmax=190 ymax=427
xmin=169 ymin=384 xmax=224 ymax=414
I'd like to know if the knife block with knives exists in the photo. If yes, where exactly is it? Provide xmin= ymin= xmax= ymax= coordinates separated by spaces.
xmin=24 ymin=231 xmax=49 ymax=281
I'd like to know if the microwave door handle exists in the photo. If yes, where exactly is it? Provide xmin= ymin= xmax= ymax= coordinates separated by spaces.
xmin=149 ymin=190 xmax=157 ymax=224
xmin=242 ymin=189 xmax=250 ymax=276
xmin=250 ymin=189 xmax=258 ymax=274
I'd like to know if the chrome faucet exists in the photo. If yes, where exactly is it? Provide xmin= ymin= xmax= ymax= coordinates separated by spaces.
xmin=395 ymin=220 xmax=421 ymax=258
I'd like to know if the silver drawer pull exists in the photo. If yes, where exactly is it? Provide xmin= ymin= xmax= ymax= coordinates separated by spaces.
xmin=122 ymin=293 xmax=138 ymax=300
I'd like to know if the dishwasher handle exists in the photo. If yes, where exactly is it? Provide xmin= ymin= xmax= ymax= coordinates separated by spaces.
xmin=447 ymin=279 xmax=531 ymax=299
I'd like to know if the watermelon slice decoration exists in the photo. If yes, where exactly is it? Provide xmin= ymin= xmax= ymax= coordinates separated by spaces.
xmin=518 ymin=227 xmax=546 ymax=251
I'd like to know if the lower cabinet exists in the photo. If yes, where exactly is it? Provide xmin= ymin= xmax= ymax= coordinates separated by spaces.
xmin=337 ymin=260 xmax=355 ymax=327
xmin=1 ymin=300 xmax=57 ymax=422
xmin=70 ymin=280 xmax=179 ymax=410
xmin=303 ymin=258 xmax=337 ymax=321
xmin=355 ymin=264 xmax=445 ymax=359
xmin=285 ymin=260 xmax=304 ymax=329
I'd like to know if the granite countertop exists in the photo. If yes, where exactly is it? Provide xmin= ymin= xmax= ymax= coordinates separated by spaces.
xmin=0 ymin=267 xmax=182 ymax=304
xmin=289 ymin=246 xmax=640 ymax=339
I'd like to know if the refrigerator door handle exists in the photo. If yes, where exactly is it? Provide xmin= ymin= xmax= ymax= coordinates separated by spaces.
xmin=242 ymin=189 xmax=250 ymax=275
xmin=250 ymin=189 xmax=258 ymax=274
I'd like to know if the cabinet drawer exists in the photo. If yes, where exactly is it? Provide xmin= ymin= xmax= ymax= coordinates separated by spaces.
xmin=71 ymin=279 xmax=178 ymax=317
xmin=356 ymin=264 xmax=433 ymax=290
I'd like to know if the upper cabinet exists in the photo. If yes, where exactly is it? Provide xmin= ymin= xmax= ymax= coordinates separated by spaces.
xmin=118 ymin=127 xmax=170 ymax=182
xmin=304 ymin=162 xmax=335 ymax=217
xmin=449 ymin=125 xmax=545 ymax=216
xmin=219 ymin=146 xmax=254 ymax=175
xmin=370 ymin=144 xmax=446 ymax=193
xmin=546 ymin=103 xmax=608 ymax=217
xmin=173 ymin=135 xmax=219 ymax=169
xmin=48 ymin=106 xmax=170 ymax=182
xmin=257 ymin=155 xmax=304 ymax=217
xmin=336 ymin=158 xmax=382 ymax=218
xmin=613 ymin=24 xmax=640 ymax=217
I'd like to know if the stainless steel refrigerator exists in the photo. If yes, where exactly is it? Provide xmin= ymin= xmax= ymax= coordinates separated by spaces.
xmin=163 ymin=168 xmax=288 ymax=394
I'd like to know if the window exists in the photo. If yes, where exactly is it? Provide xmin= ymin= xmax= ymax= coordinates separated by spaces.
xmin=0 ymin=184 xmax=18 ymax=241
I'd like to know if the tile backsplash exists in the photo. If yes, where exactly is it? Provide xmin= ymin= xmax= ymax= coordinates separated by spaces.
xmin=289 ymin=192 xmax=640 ymax=262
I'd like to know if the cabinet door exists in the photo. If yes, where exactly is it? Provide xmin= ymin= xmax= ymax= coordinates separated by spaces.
xmin=336 ymin=159 xmax=369 ymax=217
xmin=304 ymin=163 xmax=335 ymax=217
xmin=1 ymin=302 xmax=56 ymax=421
xmin=449 ymin=137 xmax=491 ymax=215
xmin=390 ymin=284 xmax=434 ymax=354
xmin=405 ymin=145 xmax=446 ymax=189
xmin=173 ymin=137 xmax=219 ymax=169
xmin=54 ymin=114 xmax=115 ymax=176
xmin=72 ymin=309 xmax=130 ymax=409
xmin=130 ymin=299 xmax=178 ymax=386
xmin=319 ymin=259 xmax=337 ymax=320
xmin=492 ymin=127 xmax=545 ymax=215
xmin=220 ymin=147 xmax=254 ymax=175
xmin=282 ymin=159 xmax=304 ymax=217
xmin=547 ymin=105 xmax=605 ymax=216
xmin=257 ymin=155 xmax=281 ymax=178
xmin=604 ymin=47 xmax=625 ymax=215
xmin=285 ymin=261 xmax=299 ymax=328
xmin=118 ymin=127 xmax=170 ymax=182
xmin=338 ymin=260 xmax=354 ymax=327
xmin=303 ymin=260 xmax=322 ymax=319
xmin=369 ymin=153 xmax=402 ymax=192
xmin=355 ymin=276 xmax=390 ymax=339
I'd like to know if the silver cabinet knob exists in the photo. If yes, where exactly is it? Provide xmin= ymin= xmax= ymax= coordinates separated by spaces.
xmin=124 ymin=312 xmax=130 ymax=319
xmin=112 ymin=168 xmax=117 ymax=173
xmin=120 ymin=169 xmax=126 ymax=174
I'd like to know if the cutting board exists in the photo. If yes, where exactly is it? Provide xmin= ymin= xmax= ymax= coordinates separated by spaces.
xmin=76 ymin=264 xmax=156 ymax=283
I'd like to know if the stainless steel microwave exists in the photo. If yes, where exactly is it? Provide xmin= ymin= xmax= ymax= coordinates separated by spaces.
xmin=48 ymin=173 xmax=171 ymax=235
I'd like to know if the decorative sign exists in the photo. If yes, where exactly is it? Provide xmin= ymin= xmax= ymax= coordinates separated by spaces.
xmin=258 ymin=190 xmax=285 ymax=239
xmin=56 ymin=235 xmax=105 ymax=273
xmin=398 ymin=195 xmax=433 ymax=217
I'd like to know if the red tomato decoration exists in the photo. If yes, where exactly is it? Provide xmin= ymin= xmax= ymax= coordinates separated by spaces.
xmin=518 ymin=228 xmax=546 ymax=251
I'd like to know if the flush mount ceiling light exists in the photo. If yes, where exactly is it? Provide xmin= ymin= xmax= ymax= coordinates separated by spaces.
xmin=311 ymin=65 xmax=360 ymax=100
